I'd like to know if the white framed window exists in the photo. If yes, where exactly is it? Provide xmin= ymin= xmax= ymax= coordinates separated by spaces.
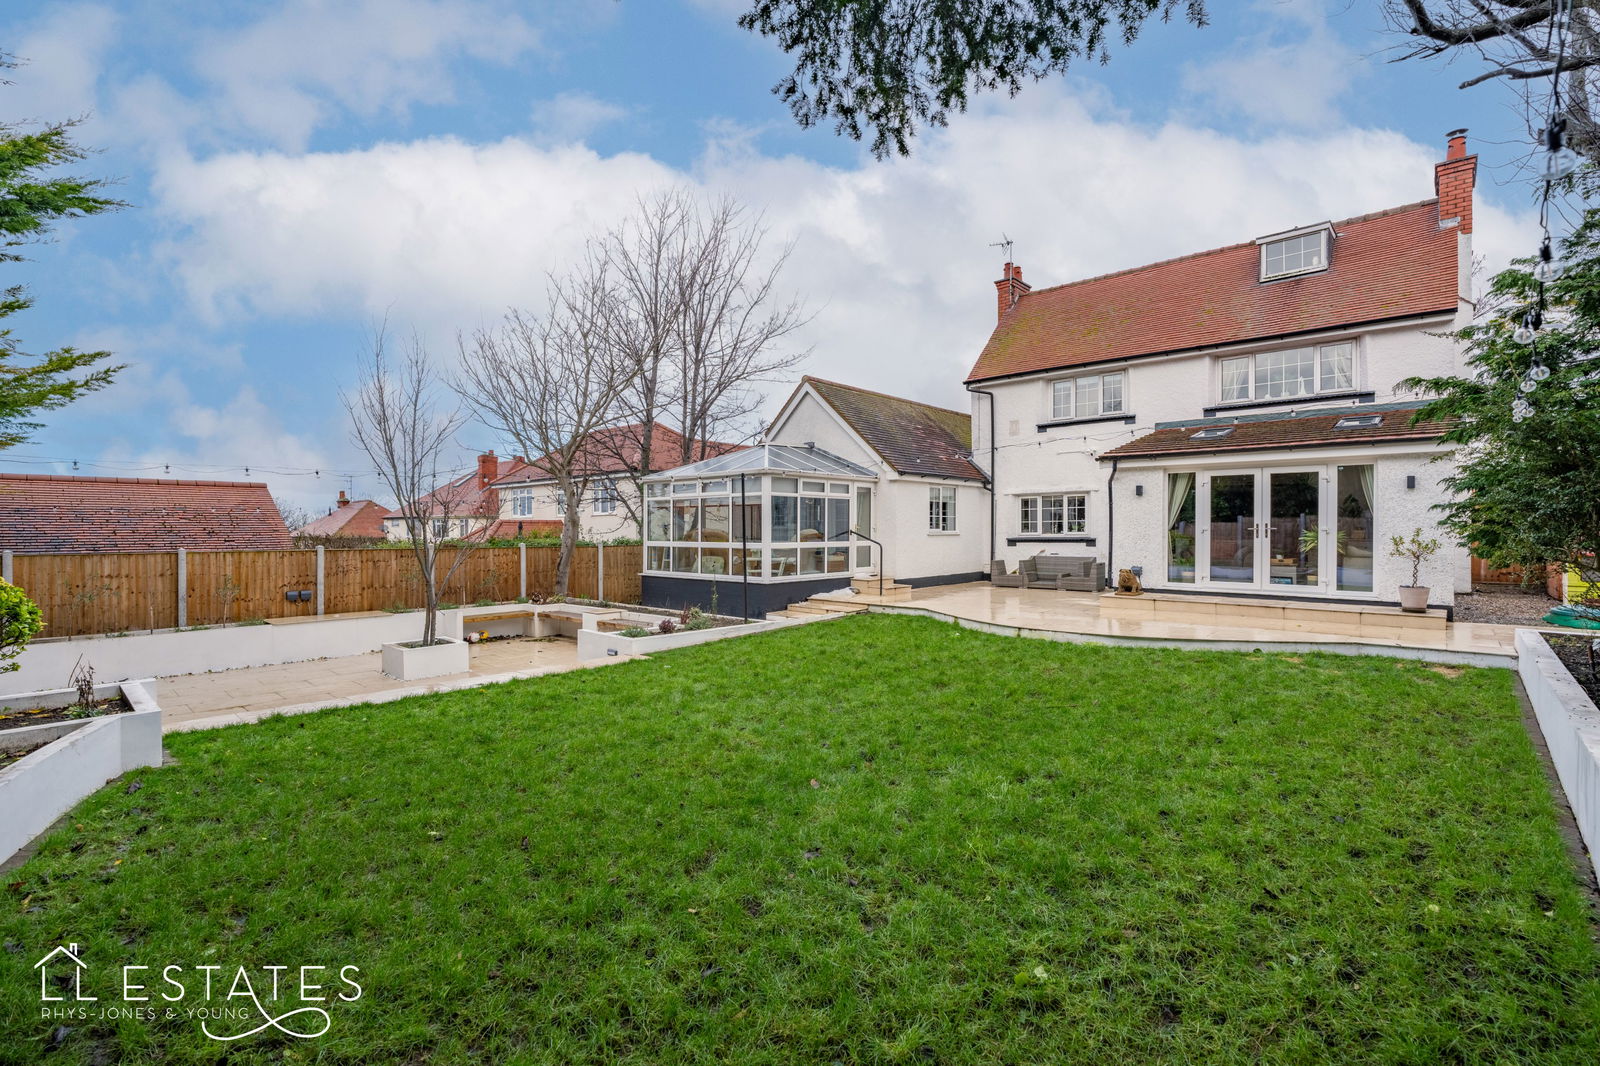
xmin=1050 ymin=371 xmax=1126 ymax=421
xmin=431 ymin=518 xmax=448 ymax=539
xmin=554 ymin=490 xmax=566 ymax=516
xmin=1259 ymin=229 xmax=1330 ymax=280
xmin=1218 ymin=342 xmax=1355 ymax=404
xmin=929 ymin=486 xmax=956 ymax=532
xmin=592 ymin=478 xmax=618 ymax=514
xmin=509 ymin=488 xmax=533 ymax=517
xmin=1018 ymin=493 xmax=1087 ymax=535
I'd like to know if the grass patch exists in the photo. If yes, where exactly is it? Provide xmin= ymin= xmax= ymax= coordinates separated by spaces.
xmin=3 ymin=615 xmax=1598 ymax=1063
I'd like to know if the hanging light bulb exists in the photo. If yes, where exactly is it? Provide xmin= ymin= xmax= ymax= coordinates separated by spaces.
xmin=1530 ymin=361 xmax=1552 ymax=381
xmin=1513 ymin=320 xmax=1537 ymax=345
xmin=1542 ymin=149 xmax=1579 ymax=181
xmin=1534 ymin=259 xmax=1566 ymax=282
xmin=1520 ymin=376 xmax=1538 ymax=393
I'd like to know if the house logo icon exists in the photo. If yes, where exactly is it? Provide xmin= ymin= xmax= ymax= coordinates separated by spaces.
xmin=35 ymin=943 xmax=96 ymax=1002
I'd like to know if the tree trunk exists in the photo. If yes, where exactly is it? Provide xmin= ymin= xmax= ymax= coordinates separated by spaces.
xmin=555 ymin=476 xmax=580 ymax=597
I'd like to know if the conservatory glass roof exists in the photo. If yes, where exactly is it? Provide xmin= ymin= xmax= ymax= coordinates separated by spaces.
xmin=644 ymin=443 xmax=877 ymax=481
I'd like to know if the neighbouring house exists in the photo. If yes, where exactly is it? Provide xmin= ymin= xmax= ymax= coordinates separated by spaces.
xmin=967 ymin=130 xmax=1478 ymax=607
xmin=487 ymin=424 xmax=742 ymax=542
xmin=381 ymin=452 xmax=518 ymax=542
xmin=640 ymin=378 xmax=988 ymax=616
xmin=0 ymin=473 xmax=292 ymax=553
xmin=295 ymin=491 xmax=391 ymax=541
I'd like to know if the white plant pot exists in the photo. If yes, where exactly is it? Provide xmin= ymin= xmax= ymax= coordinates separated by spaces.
xmin=1397 ymin=585 xmax=1431 ymax=612
xmin=381 ymin=637 xmax=470 ymax=681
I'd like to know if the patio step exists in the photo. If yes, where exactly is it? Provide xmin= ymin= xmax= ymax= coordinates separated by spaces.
xmin=849 ymin=577 xmax=913 ymax=600
xmin=797 ymin=598 xmax=870 ymax=615
xmin=1098 ymin=590 xmax=1449 ymax=638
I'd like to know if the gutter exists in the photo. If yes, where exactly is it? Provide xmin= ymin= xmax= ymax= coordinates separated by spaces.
xmin=1105 ymin=457 xmax=1118 ymax=590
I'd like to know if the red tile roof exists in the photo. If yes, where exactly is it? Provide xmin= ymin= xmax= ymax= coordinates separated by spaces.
xmin=1098 ymin=404 xmax=1454 ymax=460
xmin=795 ymin=377 xmax=985 ymax=481
xmin=0 ymin=473 xmax=292 ymax=553
xmin=384 ymin=457 xmax=522 ymax=520
xmin=296 ymin=499 xmax=390 ymax=539
xmin=966 ymin=200 xmax=1462 ymax=384
xmin=492 ymin=424 xmax=742 ymax=485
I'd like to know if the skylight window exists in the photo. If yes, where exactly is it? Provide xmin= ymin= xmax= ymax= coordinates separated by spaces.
xmin=1257 ymin=224 xmax=1333 ymax=281
xmin=1334 ymin=414 xmax=1382 ymax=429
xmin=1190 ymin=426 xmax=1235 ymax=440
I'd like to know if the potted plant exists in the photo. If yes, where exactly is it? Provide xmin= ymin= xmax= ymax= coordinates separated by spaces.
xmin=1389 ymin=527 xmax=1442 ymax=612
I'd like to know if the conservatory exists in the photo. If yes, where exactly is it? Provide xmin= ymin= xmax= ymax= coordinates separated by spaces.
xmin=640 ymin=443 xmax=880 ymax=617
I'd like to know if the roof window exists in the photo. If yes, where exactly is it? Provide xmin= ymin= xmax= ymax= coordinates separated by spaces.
xmin=1190 ymin=426 xmax=1235 ymax=440
xmin=1334 ymin=414 xmax=1382 ymax=429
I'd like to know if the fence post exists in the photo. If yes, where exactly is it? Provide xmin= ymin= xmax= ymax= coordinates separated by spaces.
xmin=1 ymin=550 xmax=11 ymax=585
xmin=519 ymin=544 xmax=527 ymax=599
xmin=598 ymin=543 xmax=606 ymax=602
xmin=176 ymin=548 xmax=187 ymax=629
xmin=316 ymin=545 xmax=326 ymax=615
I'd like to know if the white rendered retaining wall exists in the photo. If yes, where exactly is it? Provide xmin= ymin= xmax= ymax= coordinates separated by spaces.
xmin=4 ymin=609 xmax=462 ymax=695
xmin=576 ymin=614 xmax=811 ymax=661
xmin=1516 ymin=629 xmax=1600 ymax=884
xmin=0 ymin=680 xmax=163 ymax=865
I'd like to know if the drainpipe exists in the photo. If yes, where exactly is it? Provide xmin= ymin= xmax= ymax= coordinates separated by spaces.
xmin=967 ymin=387 xmax=998 ymax=566
xmin=1105 ymin=458 xmax=1119 ymax=590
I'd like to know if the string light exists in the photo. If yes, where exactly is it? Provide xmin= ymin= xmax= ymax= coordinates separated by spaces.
xmin=1517 ymin=0 xmax=1578 ymax=420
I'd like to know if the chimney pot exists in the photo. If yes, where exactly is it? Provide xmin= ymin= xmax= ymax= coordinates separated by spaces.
xmin=994 ymin=261 xmax=1031 ymax=322
xmin=337 ymin=490 xmax=349 ymax=507
xmin=1434 ymin=129 xmax=1476 ymax=234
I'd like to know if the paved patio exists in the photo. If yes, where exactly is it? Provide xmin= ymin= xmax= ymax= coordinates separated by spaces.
xmin=832 ymin=582 xmax=1535 ymax=665
xmin=156 ymin=636 xmax=631 ymax=733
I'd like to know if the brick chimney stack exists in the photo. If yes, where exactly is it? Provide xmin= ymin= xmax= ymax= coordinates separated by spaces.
xmin=994 ymin=262 xmax=1030 ymax=321
xmin=477 ymin=450 xmax=498 ymax=488
xmin=1434 ymin=129 xmax=1476 ymax=234
xmin=336 ymin=490 xmax=349 ymax=507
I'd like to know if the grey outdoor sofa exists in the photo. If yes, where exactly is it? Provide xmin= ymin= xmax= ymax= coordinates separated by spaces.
xmin=989 ymin=560 xmax=1025 ymax=587
xmin=1019 ymin=554 xmax=1105 ymax=592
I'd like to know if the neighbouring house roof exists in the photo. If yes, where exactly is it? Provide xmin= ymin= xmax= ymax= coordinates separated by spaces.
xmin=644 ymin=443 xmax=878 ymax=481
xmin=492 ymin=424 xmax=743 ymax=486
xmin=966 ymin=200 xmax=1462 ymax=384
xmin=296 ymin=499 xmax=390 ymax=539
xmin=1098 ymin=403 xmax=1454 ymax=461
xmin=0 ymin=473 xmax=293 ymax=553
xmin=383 ymin=457 xmax=522 ymax=520
xmin=786 ymin=377 xmax=987 ymax=481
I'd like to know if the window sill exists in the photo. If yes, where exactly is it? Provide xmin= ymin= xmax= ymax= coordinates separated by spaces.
xmin=1006 ymin=535 xmax=1097 ymax=546
xmin=1037 ymin=414 xmax=1137 ymax=432
xmin=927 ymin=530 xmax=961 ymax=537
xmin=1203 ymin=392 xmax=1372 ymax=417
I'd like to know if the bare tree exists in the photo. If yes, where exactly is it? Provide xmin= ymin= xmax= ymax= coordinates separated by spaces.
xmin=344 ymin=329 xmax=474 ymax=646
xmin=456 ymin=256 xmax=628 ymax=596
xmin=670 ymin=195 xmax=809 ymax=464
xmin=273 ymin=494 xmax=310 ymax=533
xmin=1388 ymin=0 xmax=1600 ymax=159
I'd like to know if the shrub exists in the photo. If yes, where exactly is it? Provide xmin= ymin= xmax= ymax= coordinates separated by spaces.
xmin=618 ymin=626 xmax=650 ymax=638
xmin=657 ymin=618 xmax=678 ymax=635
xmin=0 ymin=579 xmax=45 ymax=673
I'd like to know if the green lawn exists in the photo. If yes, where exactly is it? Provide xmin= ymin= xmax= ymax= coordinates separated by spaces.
xmin=4 ymin=615 xmax=1599 ymax=1064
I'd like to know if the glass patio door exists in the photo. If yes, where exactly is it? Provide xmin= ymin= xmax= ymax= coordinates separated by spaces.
xmin=1197 ymin=469 xmax=1324 ymax=591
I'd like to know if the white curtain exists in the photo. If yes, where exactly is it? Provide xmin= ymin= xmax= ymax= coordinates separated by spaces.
xmin=1358 ymin=466 xmax=1376 ymax=517
xmin=1166 ymin=473 xmax=1194 ymax=530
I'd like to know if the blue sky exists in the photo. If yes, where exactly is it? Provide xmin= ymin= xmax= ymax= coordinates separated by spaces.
xmin=4 ymin=0 xmax=1549 ymax=515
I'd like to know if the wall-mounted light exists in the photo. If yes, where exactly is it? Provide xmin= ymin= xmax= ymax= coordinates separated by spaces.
xmin=1405 ymin=475 xmax=1416 ymax=490
xmin=1135 ymin=484 xmax=1144 ymax=496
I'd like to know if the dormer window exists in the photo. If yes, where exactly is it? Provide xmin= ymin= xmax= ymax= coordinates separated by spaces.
xmin=1257 ymin=223 xmax=1333 ymax=281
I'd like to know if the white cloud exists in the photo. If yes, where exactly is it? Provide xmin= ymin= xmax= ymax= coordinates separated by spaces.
xmin=191 ymin=0 xmax=542 ymax=150
xmin=147 ymin=85 xmax=1535 ymax=416
xmin=6 ymin=3 xmax=119 ymax=125
xmin=1181 ymin=0 xmax=1359 ymax=127
xmin=530 ymin=91 xmax=631 ymax=144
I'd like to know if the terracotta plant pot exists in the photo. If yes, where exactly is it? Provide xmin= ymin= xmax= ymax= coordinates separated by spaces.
xmin=1397 ymin=585 xmax=1430 ymax=612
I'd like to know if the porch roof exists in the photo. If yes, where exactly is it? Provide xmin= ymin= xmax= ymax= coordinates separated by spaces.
xmin=1098 ymin=402 xmax=1454 ymax=461
xmin=643 ymin=443 xmax=878 ymax=481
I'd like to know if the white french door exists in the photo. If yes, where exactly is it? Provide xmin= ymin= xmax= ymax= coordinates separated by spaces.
xmin=1197 ymin=468 xmax=1325 ymax=591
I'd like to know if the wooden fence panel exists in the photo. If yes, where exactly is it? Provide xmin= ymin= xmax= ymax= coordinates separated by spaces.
xmin=12 ymin=552 xmax=179 ymax=637
xmin=185 ymin=550 xmax=319 ymax=626
xmin=7 ymin=542 xmax=645 ymax=637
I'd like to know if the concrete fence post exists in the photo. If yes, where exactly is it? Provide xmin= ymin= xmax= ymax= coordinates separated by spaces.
xmin=519 ymin=543 xmax=527 ymax=600
xmin=1 ymin=550 xmax=11 ymax=585
xmin=176 ymin=548 xmax=187 ymax=629
xmin=598 ymin=543 xmax=606 ymax=602
xmin=315 ymin=545 xmax=326 ymax=615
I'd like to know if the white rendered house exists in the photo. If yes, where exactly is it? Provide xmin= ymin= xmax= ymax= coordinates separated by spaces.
xmin=966 ymin=131 xmax=1479 ymax=607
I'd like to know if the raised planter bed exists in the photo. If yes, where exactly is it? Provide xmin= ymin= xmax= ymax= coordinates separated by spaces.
xmin=381 ymin=638 xmax=471 ymax=682
xmin=1516 ymin=629 xmax=1600 ymax=883
xmin=0 ymin=679 xmax=163 ymax=864
xmin=575 ymin=612 xmax=812 ymax=662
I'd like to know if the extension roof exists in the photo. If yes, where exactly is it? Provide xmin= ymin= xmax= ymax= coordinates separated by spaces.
xmin=1098 ymin=402 xmax=1454 ymax=460
xmin=786 ymin=377 xmax=986 ymax=481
